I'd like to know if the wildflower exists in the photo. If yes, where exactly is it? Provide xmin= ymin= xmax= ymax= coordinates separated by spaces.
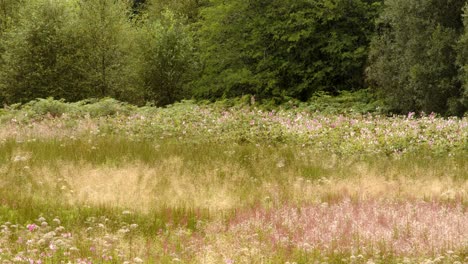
xmin=13 ymin=155 xmax=27 ymax=162
xmin=134 ymin=257 xmax=144 ymax=263
xmin=49 ymin=243 xmax=57 ymax=251
xmin=118 ymin=228 xmax=129 ymax=234
xmin=27 ymin=224 xmax=38 ymax=232
xmin=276 ymin=160 xmax=285 ymax=168
xmin=69 ymin=247 xmax=79 ymax=252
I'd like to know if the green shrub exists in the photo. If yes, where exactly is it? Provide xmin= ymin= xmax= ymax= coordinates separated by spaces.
xmin=81 ymin=98 xmax=137 ymax=117
xmin=22 ymin=98 xmax=75 ymax=117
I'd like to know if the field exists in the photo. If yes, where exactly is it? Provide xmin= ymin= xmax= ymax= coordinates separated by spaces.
xmin=0 ymin=99 xmax=467 ymax=263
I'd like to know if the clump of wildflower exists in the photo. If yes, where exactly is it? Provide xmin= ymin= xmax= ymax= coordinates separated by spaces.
xmin=27 ymin=224 xmax=38 ymax=232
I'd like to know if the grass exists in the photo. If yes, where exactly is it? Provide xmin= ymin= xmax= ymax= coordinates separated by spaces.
xmin=0 ymin=99 xmax=466 ymax=263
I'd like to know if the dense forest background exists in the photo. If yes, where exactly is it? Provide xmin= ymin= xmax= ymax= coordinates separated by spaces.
xmin=0 ymin=0 xmax=467 ymax=115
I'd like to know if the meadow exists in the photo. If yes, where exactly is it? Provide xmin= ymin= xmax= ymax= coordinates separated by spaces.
xmin=0 ymin=99 xmax=466 ymax=263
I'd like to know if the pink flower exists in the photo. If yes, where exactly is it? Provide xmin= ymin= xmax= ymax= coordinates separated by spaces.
xmin=27 ymin=224 xmax=38 ymax=232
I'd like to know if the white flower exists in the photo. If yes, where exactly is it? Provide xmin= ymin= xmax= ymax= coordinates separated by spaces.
xmin=12 ymin=155 xmax=27 ymax=162
xmin=49 ymin=243 xmax=57 ymax=251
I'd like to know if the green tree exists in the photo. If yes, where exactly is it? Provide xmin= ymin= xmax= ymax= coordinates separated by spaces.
xmin=457 ymin=4 xmax=468 ymax=112
xmin=74 ymin=0 xmax=136 ymax=101
xmin=0 ymin=0 xmax=22 ymax=33
xmin=144 ymin=0 xmax=205 ymax=22
xmin=368 ymin=0 xmax=466 ymax=114
xmin=0 ymin=0 xmax=25 ymax=104
xmin=0 ymin=0 xmax=93 ymax=103
xmin=133 ymin=10 xmax=196 ymax=106
xmin=194 ymin=0 xmax=381 ymax=101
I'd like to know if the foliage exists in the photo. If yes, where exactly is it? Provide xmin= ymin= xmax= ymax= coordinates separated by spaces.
xmin=368 ymin=0 xmax=467 ymax=115
xmin=0 ymin=0 xmax=24 ymax=35
xmin=1 ymin=98 xmax=466 ymax=156
xmin=144 ymin=0 xmax=206 ymax=22
xmin=194 ymin=0 xmax=381 ymax=101
xmin=1 ymin=0 xmax=468 ymax=115
xmin=458 ymin=4 xmax=468 ymax=111
xmin=6 ymin=97 xmax=136 ymax=118
xmin=0 ymin=0 xmax=92 ymax=104
xmin=0 ymin=0 xmax=139 ymax=105
xmin=0 ymin=0 xmax=25 ymax=104
xmin=73 ymin=0 xmax=137 ymax=102
xmin=133 ymin=10 xmax=196 ymax=106
xmin=305 ymin=89 xmax=387 ymax=114
xmin=22 ymin=98 xmax=74 ymax=117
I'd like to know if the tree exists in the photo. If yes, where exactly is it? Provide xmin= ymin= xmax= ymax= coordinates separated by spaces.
xmin=0 ymin=0 xmax=25 ymax=104
xmin=457 ymin=4 xmax=468 ymax=112
xmin=144 ymin=0 xmax=205 ymax=22
xmin=133 ymin=9 xmax=196 ymax=106
xmin=194 ymin=0 xmax=381 ymax=101
xmin=74 ymin=0 xmax=137 ymax=101
xmin=368 ymin=0 xmax=466 ymax=114
xmin=0 ymin=0 xmax=23 ymax=33
xmin=0 ymin=0 xmax=93 ymax=103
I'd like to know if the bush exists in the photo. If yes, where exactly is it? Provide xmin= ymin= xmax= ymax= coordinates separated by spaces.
xmin=22 ymin=98 xmax=75 ymax=117
xmin=305 ymin=90 xmax=386 ymax=114
xmin=81 ymin=98 xmax=137 ymax=117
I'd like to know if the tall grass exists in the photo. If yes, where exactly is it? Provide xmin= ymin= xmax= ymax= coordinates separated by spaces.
xmin=0 ymin=100 xmax=466 ymax=263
